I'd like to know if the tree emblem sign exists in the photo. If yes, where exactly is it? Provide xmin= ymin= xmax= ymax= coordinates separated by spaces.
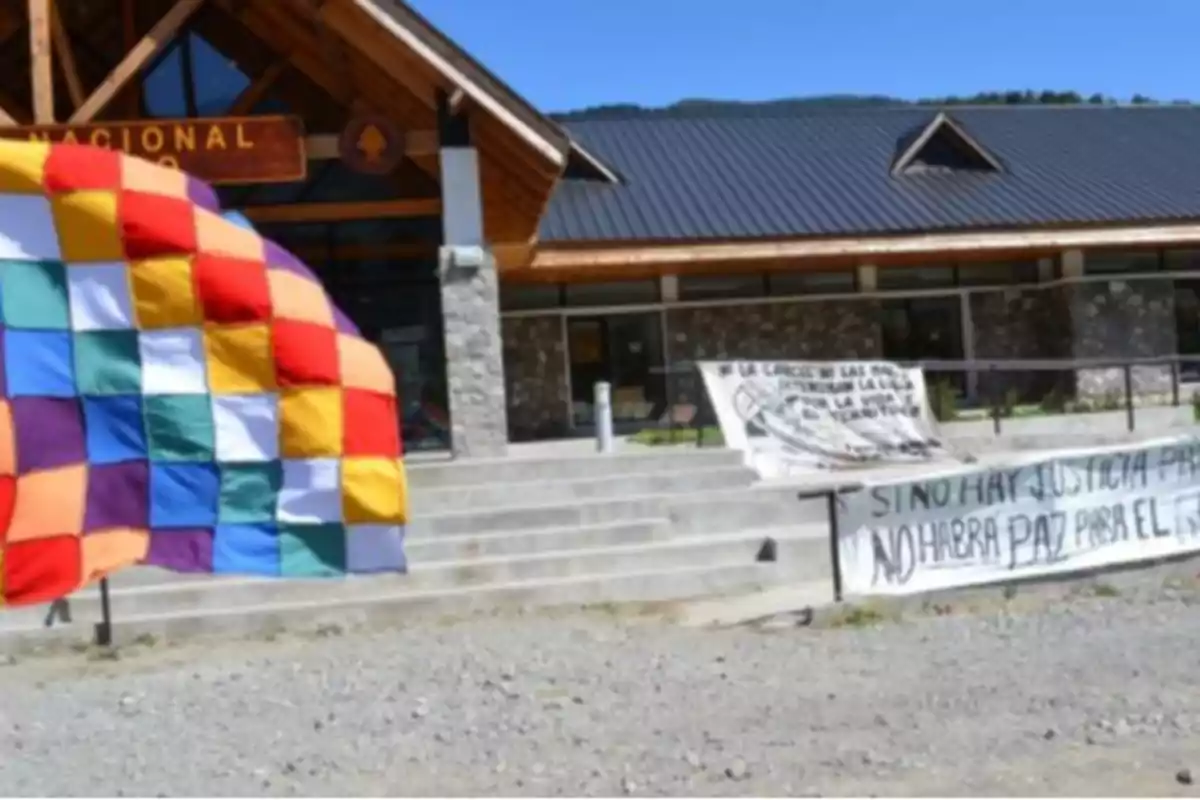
xmin=339 ymin=116 xmax=405 ymax=175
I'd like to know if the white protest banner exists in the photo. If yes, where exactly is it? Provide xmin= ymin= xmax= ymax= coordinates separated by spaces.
xmin=698 ymin=360 xmax=945 ymax=477
xmin=836 ymin=436 xmax=1200 ymax=595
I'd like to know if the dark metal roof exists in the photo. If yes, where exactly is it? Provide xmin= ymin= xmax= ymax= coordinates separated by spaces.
xmin=541 ymin=106 xmax=1200 ymax=244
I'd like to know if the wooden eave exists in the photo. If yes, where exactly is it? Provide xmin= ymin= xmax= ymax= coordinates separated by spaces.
xmin=512 ymin=221 xmax=1200 ymax=280
xmin=348 ymin=0 xmax=569 ymax=169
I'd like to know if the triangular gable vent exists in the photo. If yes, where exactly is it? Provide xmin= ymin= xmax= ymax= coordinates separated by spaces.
xmin=891 ymin=112 xmax=1003 ymax=176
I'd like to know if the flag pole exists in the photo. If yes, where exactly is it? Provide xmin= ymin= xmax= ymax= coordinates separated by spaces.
xmin=94 ymin=578 xmax=113 ymax=647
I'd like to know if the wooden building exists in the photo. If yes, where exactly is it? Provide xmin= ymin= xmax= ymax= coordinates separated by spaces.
xmin=9 ymin=0 xmax=1200 ymax=454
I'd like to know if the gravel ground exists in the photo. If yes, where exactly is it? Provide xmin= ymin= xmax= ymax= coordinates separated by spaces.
xmin=5 ymin=580 xmax=1200 ymax=796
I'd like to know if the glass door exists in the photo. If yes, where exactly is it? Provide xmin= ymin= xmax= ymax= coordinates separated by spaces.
xmin=567 ymin=313 xmax=667 ymax=429
xmin=1176 ymin=280 xmax=1200 ymax=380
xmin=881 ymin=296 xmax=966 ymax=396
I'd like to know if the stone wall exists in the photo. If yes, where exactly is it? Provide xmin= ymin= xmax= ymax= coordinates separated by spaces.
xmin=665 ymin=300 xmax=883 ymax=413
xmin=969 ymin=286 xmax=1073 ymax=403
xmin=501 ymin=315 xmax=570 ymax=441
xmin=666 ymin=300 xmax=883 ymax=362
xmin=1067 ymin=278 xmax=1177 ymax=397
xmin=493 ymin=277 xmax=1185 ymax=443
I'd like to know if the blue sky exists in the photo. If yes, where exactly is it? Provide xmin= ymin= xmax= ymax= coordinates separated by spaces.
xmin=406 ymin=0 xmax=1198 ymax=113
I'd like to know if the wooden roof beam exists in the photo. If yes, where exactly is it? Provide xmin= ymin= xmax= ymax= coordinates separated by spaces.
xmin=242 ymin=198 xmax=441 ymax=224
xmin=0 ymin=89 xmax=23 ymax=126
xmin=70 ymin=0 xmax=205 ymax=123
xmin=213 ymin=0 xmax=371 ymax=112
xmin=29 ymin=0 xmax=53 ymax=122
xmin=227 ymin=58 xmax=288 ymax=115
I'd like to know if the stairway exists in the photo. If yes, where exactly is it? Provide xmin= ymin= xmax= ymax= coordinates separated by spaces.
xmin=0 ymin=448 xmax=836 ymax=648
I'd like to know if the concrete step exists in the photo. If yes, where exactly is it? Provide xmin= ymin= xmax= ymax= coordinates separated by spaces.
xmin=0 ymin=562 xmax=783 ymax=650
xmin=410 ymin=479 xmax=829 ymax=539
xmin=4 ymin=530 xmax=802 ymax=629
xmin=667 ymin=485 xmax=832 ymax=536
xmin=407 ymin=448 xmax=744 ymax=489
xmin=406 ymin=518 xmax=668 ymax=562
xmin=409 ymin=494 xmax=670 ymax=538
xmin=410 ymin=466 xmax=755 ymax=512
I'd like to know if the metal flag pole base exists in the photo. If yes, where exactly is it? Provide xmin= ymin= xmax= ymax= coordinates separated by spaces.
xmin=93 ymin=577 xmax=113 ymax=647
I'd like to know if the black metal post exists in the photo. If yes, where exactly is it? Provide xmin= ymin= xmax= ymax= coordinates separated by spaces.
xmin=665 ymin=367 xmax=678 ymax=444
xmin=825 ymin=490 xmax=844 ymax=603
xmin=94 ymin=577 xmax=113 ymax=647
xmin=989 ymin=365 xmax=1002 ymax=436
xmin=1123 ymin=363 xmax=1135 ymax=433
xmin=1172 ymin=358 xmax=1181 ymax=407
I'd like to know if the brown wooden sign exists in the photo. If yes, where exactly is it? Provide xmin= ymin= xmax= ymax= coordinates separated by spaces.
xmin=0 ymin=115 xmax=308 ymax=185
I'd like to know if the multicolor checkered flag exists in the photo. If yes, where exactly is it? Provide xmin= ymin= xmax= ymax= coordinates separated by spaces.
xmin=0 ymin=140 xmax=408 ymax=608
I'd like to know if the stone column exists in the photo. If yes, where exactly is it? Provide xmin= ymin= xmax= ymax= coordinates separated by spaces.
xmin=439 ymin=143 xmax=509 ymax=458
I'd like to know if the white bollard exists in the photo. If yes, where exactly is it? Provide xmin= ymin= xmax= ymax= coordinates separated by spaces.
xmin=594 ymin=381 xmax=614 ymax=454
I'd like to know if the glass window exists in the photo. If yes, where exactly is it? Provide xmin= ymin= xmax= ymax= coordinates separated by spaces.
xmin=677 ymin=274 xmax=765 ymax=301
xmin=501 ymin=284 xmax=562 ymax=311
xmin=768 ymin=269 xmax=856 ymax=295
xmin=877 ymin=266 xmax=956 ymax=290
xmin=142 ymin=42 xmax=188 ymax=118
xmin=563 ymin=280 xmax=659 ymax=307
xmin=1084 ymin=250 xmax=1161 ymax=275
xmin=1165 ymin=250 xmax=1200 ymax=272
xmin=1177 ymin=279 xmax=1200 ymax=380
xmin=187 ymin=34 xmax=251 ymax=115
xmin=957 ymin=261 xmax=1039 ymax=286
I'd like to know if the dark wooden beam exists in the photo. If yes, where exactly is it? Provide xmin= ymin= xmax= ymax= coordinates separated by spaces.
xmin=49 ymin=0 xmax=84 ymax=110
xmin=71 ymin=0 xmax=204 ymax=122
xmin=228 ymin=58 xmax=287 ymax=115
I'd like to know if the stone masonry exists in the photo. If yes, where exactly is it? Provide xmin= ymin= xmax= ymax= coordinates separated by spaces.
xmin=494 ymin=275 xmax=1185 ymax=444
xmin=1066 ymin=278 xmax=1177 ymax=398
xmin=665 ymin=300 xmax=883 ymax=411
xmin=440 ymin=248 xmax=509 ymax=458
xmin=502 ymin=315 xmax=570 ymax=442
xmin=666 ymin=299 xmax=883 ymax=363
xmin=969 ymin=286 xmax=1073 ymax=402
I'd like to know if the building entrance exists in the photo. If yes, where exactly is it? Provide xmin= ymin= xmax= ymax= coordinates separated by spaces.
xmin=566 ymin=312 xmax=667 ymax=430
xmin=251 ymin=219 xmax=451 ymax=453
xmin=881 ymin=296 xmax=967 ymax=397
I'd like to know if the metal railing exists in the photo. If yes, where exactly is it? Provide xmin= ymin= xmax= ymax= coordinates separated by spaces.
xmin=642 ymin=355 xmax=1200 ymax=445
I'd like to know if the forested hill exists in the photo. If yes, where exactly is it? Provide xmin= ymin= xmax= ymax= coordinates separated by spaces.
xmin=551 ymin=91 xmax=1193 ymax=122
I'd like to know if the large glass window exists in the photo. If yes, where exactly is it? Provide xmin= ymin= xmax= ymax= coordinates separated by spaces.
xmin=143 ymin=32 xmax=252 ymax=118
xmin=957 ymin=260 xmax=1039 ymax=286
xmin=1165 ymin=250 xmax=1200 ymax=272
xmin=142 ymin=44 xmax=189 ymax=118
xmin=768 ymin=269 xmax=856 ymax=295
xmin=500 ymin=284 xmax=563 ymax=311
xmin=563 ymin=280 xmax=659 ymax=307
xmin=1084 ymin=250 xmax=1162 ymax=275
xmin=877 ymin=266 xmax=956 ymax=291
xmin=189 ymin=35 xmax=251 ymax=114
xmin=677 ymin=274 xmax=766 ymax=301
